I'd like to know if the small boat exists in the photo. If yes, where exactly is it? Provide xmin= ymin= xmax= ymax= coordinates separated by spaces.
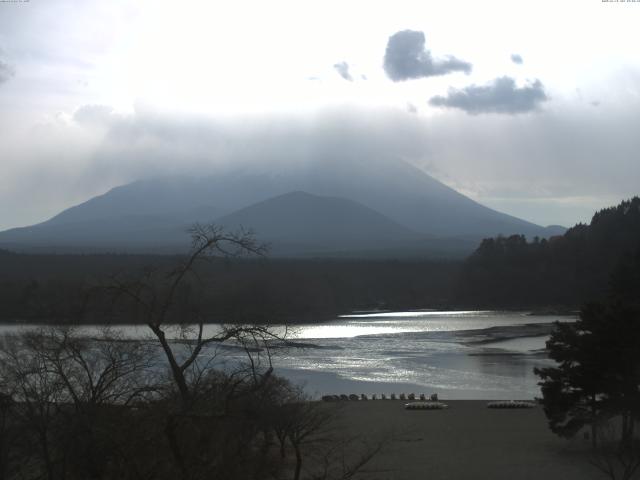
xmin=404 ymin=401 xmax=448 ymax=410
xmin=487 ymin=400 xmax=536 ymax=409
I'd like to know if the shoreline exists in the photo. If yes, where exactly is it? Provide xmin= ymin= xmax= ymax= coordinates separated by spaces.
xmin=0 ymin=306 xmax=580 ymax=326
xmin=275 ymin=365 xmax=546 ymax=401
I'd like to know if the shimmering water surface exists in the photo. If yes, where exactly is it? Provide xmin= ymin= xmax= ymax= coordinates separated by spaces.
xmin=1 ymin=311 xmax=572 ymax=400
xmin=270 ymin=311 xmax=566 ymax=400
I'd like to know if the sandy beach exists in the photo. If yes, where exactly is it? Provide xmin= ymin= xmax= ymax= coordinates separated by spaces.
xmin=328 ymin=400 xmax=601 ymax=480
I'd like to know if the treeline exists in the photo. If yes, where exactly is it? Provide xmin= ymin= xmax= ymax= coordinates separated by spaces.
xmin=0 ymin=251 xmax=460 ymax=324
xmin=3 ymin=197 xmax=638 ymax=321
xmin=456 ymin=197 xmax=640 ymax=308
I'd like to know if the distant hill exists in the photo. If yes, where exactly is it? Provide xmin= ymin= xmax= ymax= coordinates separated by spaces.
xmin=0 ymin=191 xmax=446 ymax=256
xmin=542 ymin=225 xmax=568 ymax=237
xmin=216 ymin=191 xmax=423 ymax=254
xmin=0 ymin=156 xmax=563 ymax=256
xmin=456 ymin=197 xmax=640 ymax=308
xmin=0 ymin=213 xmax=201 ymax=253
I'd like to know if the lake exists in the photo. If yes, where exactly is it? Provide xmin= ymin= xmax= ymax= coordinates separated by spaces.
xmin=270 ymin=310 xmax=570 ymax=400
xmin=0 ymin=311 xmax=572 ymax=400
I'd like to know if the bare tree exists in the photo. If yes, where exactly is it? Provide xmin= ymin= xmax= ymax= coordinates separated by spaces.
xmin=0 ymin=392 xmax=14 ymax=480
xmin=102 ymin=224 xmax=295 ymax=480
xmin=20 ymin=327 xmax=158 ymax=409
xmin=0 ymin=332 xmax=68 ymax=480
xmin=266 ymin=385 xmax=387 ymax=480
xmin=591 ymin=418 xmax=640 ymax=480
xmin=107 ymin=224 xmax=280 ymax=410
xmin=309 ymin=436 xmax=387 ymax=480
xmin=0 ymin=327 xmax=161 ymax=480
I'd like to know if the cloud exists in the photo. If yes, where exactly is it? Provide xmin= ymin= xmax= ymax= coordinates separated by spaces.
xmin=0 ymin=59 xmax=14 ymax=84
xmin=333 ymin=61 xmax=353 ymax=81
xmin=2 ymin=101 xmax=640 ymax=230
xmin=383 ymin=30 xmax=472 ymax=81
xmin=429 ymin=76 xmax=548 ymax=114
xmin=73 ymin=104 xmax=115 ymax=126
xmin=510 ymin=54 xmax=523 ymax=64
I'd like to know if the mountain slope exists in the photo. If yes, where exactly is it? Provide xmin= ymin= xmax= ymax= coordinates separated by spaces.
xmin=0 ymin=191 xmax=428 ymax=255
xmin=0 ymin=214 xmax=195 ymax=252
xmin=295 ymin=155 xmax=546 ymax=237
xmin=38 ymin=156 xmax=552 ymax=238
xmin=0 ymin=156 xmax=562 ymax=255
xmin=216 ymin=191 xmax=423 ymax=254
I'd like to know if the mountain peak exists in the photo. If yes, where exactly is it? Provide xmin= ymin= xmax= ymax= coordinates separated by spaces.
xmin=0 ymin=156 xmax=556 ymax=256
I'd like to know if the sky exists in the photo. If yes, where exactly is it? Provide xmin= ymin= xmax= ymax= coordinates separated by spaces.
xmin=0 ymin=0 xmax=639 ymax=230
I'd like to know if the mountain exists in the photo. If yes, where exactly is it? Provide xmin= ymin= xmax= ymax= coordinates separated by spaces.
xmin=0 ymin=156 xmax=564 ymax=256
xmin=293 ymin=155 xmax=549 ymax=238
xmin=542 ymin=225 xmax=567 ymax=237
xmin=0 ymin=214 xmax=192 ymax=253
xmin=215 ymin=191 xmax=423 ymax=255
xmin=0 ymin=191 xmax=430 ymax=256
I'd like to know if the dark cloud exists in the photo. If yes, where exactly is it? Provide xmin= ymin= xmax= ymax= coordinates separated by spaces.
xmin=429 ymin=76 xmax=548 ymax=115
xmin=510 ymin=54 xmax=523 ymax=65
xmin=0 ymin=59 xmax=14 ymax=84
xmin=383 ymin=30 xmax=472 ymax=81
xmin=333 ymin=61 xmax=353 ymax=81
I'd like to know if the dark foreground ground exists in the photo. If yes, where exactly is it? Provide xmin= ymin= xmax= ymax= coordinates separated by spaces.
xmin=330 ymin=400 xmax=600 ymax=480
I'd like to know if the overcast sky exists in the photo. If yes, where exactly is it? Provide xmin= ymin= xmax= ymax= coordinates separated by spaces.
xmin=1 ymin=0 xmax=639 ymax=230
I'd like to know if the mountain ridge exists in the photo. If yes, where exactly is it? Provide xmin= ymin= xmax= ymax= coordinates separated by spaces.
xmin=0 ymin=157 xmax=565 ymax=256
xmin=215 ymin=191 xmax=424 ymax=254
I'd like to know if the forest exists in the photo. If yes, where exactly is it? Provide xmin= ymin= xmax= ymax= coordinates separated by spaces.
xmin=0 ymin=251 xmax=459 ymax=324
xmin=1 ymin=197 xmax=639 ymax=324
xmin=456 ymin=196 xmax=640 ymax=308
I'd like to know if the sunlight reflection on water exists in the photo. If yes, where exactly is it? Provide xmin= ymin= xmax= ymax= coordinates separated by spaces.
xmin=269 ymin=311 xmax=564 ymax=399
xmin=1 ymin=311 xmax=568 ymax=399
xmin=288 ymin=310 xmax=552 ymax=339
xmin=340 ymin=310 xmax=493 ymax=318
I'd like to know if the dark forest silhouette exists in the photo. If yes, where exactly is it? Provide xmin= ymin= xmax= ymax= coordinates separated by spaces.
xmin=456 ymin=197 xmax=640 ymax=308
xmin=1 ymin=197 xmax=639 ymax=324
xmin=0 ymin=253 xmax=458 ymax=324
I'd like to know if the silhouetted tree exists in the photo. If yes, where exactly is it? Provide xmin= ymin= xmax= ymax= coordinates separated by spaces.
xmin=458 ymin=196 xmax=640 ymax=308
xmin=0 ymin=327 xmax=157 ymax=480
xmin=590 ymin=418 xmax=640 ymax=480
xmin=0 ymin=392 xmax=14 ymax=480
xmin=107 ymin=224 xmax=277 ymax=410
xmin=536 ymin=250 xmax=640 ymax=449
xmin=535 ymin=311 xmax=610 ymax=445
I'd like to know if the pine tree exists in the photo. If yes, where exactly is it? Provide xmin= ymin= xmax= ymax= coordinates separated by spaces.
xmin=535 ymin=249 xmax=640 ymax=448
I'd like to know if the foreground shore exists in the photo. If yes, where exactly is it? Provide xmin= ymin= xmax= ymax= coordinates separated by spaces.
xmin=329 ymin=400 xmax=600 ymax=480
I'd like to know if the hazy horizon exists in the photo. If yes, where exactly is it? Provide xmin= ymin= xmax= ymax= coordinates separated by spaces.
xmin=1 ymin=0 xmax=639 ymax=230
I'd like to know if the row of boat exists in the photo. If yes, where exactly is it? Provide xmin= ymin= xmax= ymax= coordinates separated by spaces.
xmin=321 ymin=393 xmax=439 ymax=402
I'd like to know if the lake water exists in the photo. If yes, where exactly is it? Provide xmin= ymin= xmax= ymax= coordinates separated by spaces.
xmin=269 ymin=310 xmax=569 ymax=400
xmin=0 ymin=311 xmax=572 ymax=400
